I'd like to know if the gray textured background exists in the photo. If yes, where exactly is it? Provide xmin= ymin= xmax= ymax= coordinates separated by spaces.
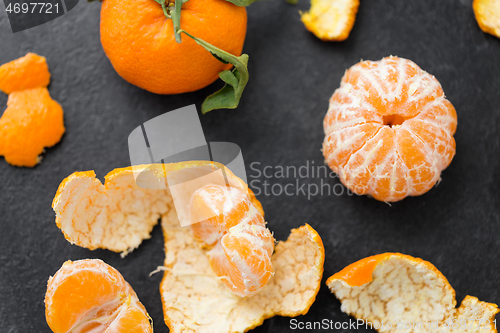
xmin=1 ymin=0 xmax=499 ymax=332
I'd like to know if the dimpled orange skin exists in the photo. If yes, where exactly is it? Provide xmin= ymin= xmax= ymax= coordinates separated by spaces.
xmin=45 ymin=259 xmax=153 ymax=333
xmin=0 ymin=53 xmax=50 ymax=94
xmin=323 ymin=56 xmax=457 ymax=202
xmin=191 ymin=184 xmax=274 ymax=297
xmin=100 ymin=0 xmax=247 ymax=95
xmin=0 ymin=87 xmax=65 ymax=167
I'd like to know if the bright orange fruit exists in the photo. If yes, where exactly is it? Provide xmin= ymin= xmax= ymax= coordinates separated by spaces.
xmin=0 ymin=87 xmax=65 ymax=167
xmin=327 ymin=253 xmax=499 ymax=333
xmin=45 ymin=259 xmax=153 ymax=333
xmin=0 ymin=53 xmax=50 ymax=94
xmin=190 ymin=184 xmax=274 ymax=297
xmin=323 ymin=56 xmax=457 ymax=202
xmin=100 ymin=0 xmax=247 ymax=94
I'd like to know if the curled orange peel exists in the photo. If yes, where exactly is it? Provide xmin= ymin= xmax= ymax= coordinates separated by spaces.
xmin=52 ymin=162 xmax=325 ymax=331
xmin=301 ymin=0 xmax=360 ymax=41
xmin=51 ymin=162 xmax=239 ymax=255
xmin=160 ymin=220 xmax=324 ymax=332
xmin=473 ymin=0 xmax=500 ymax=39
xmin=0 ymin=53 xmax=64 ymax=167
xmin=327 ymin=253 xmax=499 ymax=333
xmin=45 ymin=259 xmax=153 ymax=333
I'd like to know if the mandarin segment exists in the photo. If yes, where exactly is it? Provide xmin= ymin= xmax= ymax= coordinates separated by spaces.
xmin=0 ymin=52 xmax=50 ymax=94
xmin=45 ymin=259 xmax=152 ymax=333
xmin=323 ymin=56 xmax=457 ymax=202
xmin=301 ymin=0 xmax=360 ymax=41
xmin=190 ymin=184 xmax=275 ymax=297
xmin=327 ymin=253 xmax=499 ymax=333
xmin=160 ymin=212 xmax=325 ymax=333
xmin=0 ymin=87 xmax=65 ymax=167
xmin=473 ymin=0 xmax=500 ymax=39
xmin=323 ymin=123 xmax=382 ymax=173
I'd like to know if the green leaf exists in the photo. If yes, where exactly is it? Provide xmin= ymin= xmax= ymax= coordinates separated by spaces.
xmin=223 ymin=0 xmax=266 ymax=6
xmin=179 ymin=30 xmax=250 ymax=113
xmin=218 ymin=70 xmax=239 ymax=88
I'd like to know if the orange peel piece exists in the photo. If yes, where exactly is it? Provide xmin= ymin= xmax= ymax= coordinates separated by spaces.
xmin=0 ymin=87 xmax=65 ymax=167
xmin=160 ymin=219 xmax=324 ymax=332
xmin=473 ymin=0 xmax=500 ymax=38
xmin=45 ymin=259 xmax=153 ymax=333
xmin=301 ymin=0 xmax=360 ymax=41
xmin=327 ymin=253 xmax=499 ymax=333
xmin=52 ymin=162 xmax=254 ymax=255
xmin=0 ymin=53 xmax=64 ymax=167
xmin=0 ymin=52 xmax=50 ymax=94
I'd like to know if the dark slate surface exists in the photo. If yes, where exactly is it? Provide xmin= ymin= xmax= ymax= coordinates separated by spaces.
xmin=1 ymin=0 xmax=499 ymax=332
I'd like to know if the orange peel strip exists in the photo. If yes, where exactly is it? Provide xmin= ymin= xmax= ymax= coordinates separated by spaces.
xmin=0 ymin=52 xmax=50 ymax=94
xmin=301 ymin=0 xmax=360 ymax=41
xmin=45 ymin=259 xmax=153 ymax=333
xmin=327 ymin=253 xmax=499 ymax=333
xmin=160 ymin=218 xmax=324 ymax=332
xmin=473 ymin=0 xmax=500 ymax=39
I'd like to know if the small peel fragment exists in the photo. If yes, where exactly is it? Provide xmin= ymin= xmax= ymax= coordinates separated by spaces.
xmin=301 ymin=0 xmax=360 ymax=41
xmin=160 ymin=215 xmax=325 ymax=333
xmin=0 ymin=87 xmax=65 ymax=167
xmin=327 ymin=253 xmax=499 ymax=333
xmin=0 ymin=52 xmax=50 ymax=94
xmin=473 ymin=0 xmax=500 ymax=39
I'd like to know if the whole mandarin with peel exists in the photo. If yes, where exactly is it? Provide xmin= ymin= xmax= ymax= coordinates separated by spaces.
xmin=45 ymin=259 xmax=153 ymax=333
xmin=323 ymin=56 xmax=457 ymax=202
xmin=100 ymin=0 xmax=247 ymax=94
